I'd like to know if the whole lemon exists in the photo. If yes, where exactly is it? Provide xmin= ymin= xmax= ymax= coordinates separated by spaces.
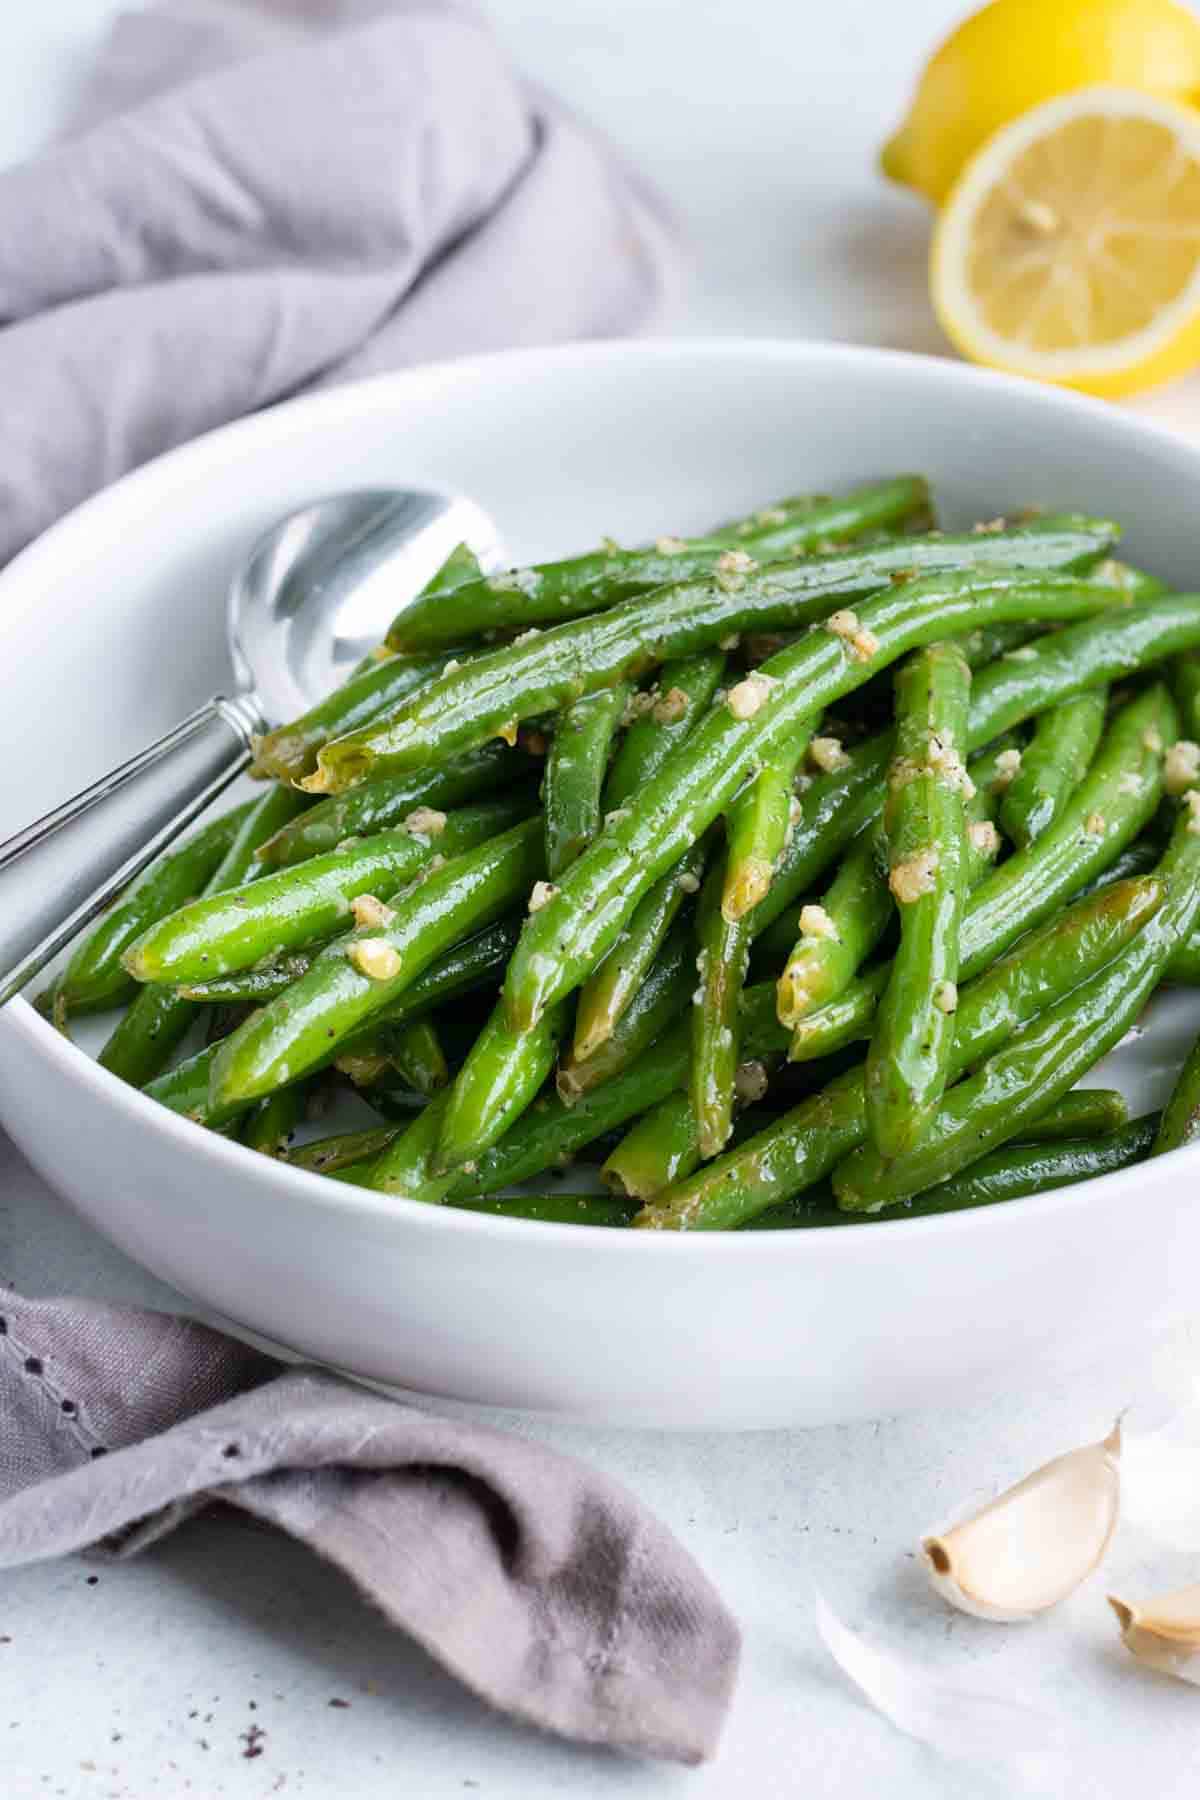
xmin=882 ymin=0 xmax=1200 ymax=205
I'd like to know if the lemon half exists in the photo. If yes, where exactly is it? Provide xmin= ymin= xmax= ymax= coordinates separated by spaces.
xmin=931 ymin=86 xmax=1200 ymax=397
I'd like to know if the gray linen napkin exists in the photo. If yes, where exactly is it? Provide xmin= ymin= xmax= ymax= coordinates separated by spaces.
xmin=0 ymin=0 xmax=731 ymax=1765
xmin=0 ymin=1285 xmax=739 ymax=1763
xmin=0 ymin=0 xmax=681 ymax=567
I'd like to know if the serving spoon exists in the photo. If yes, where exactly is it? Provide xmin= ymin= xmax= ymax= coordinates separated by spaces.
xmin=0 ymin=487 xmax=505 ymax=1007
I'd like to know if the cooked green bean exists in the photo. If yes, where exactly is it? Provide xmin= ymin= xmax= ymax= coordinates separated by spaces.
xmin=637 ymin=873 xmax=1164 ymax=1230
xmin=240 ymin=1086 xmax=305 ymax=1157
xmin=364 ymin=1090 xmax=458 ymax=1202
xmin=388 ymin=1017 xmax=450 ymax=1097
xmin=1014 ymin=1088 xmax=1128 ymax=1142
xmin=1171 ymin=651 xmax=1200 ymax=738
xmin=603 ymin=652 xmax=726 ymax=809
xmin=445 ymin=982 xmax=788 ymax=1202
xmin=450 ymin=1191 xmax=639 ymax=1228
xmin=59 ymin=802 xmax=253 ymax=1014
xmin=285 ymin=1124 xmax=400 ymax=1174
xmin=834 ymin=803 xmax=1200 ymax=1210
xmin=252 ymin=648 xmax=461 ymax=783
xmin=434 ymin=996 xmax=569 ymax=1171
xmin=557 ymin=920 xmax=694 ymax=1103
xmin=1155 ymin=1030 xmax=1200 ymax=1154
xmin=125 ymin=792 xmax=531 ymax=985
xmin=544 ymin=683 xmax=631 ymax=877
xmin=313 ymin=525 xmax=1115 ymax=792
xmin=208 ymin=819 xmax=545 ymax=1110
xmin=385 ymin=478 xmax=934 ymax=650
xmin=958 ymin=683 xmax=1174 ymax=978
xmin=602 ymin=1091 xmax=702 ymax=1198
xmin=868 ymin=642 xmax=973 ymax=1158
xmin=177 ymin=956 xmax=315 ymax=1004
xmin=746 ymin=1116 xmax=1157 ymax=1228
xmin=504 ymin=566 xmax=1126 ymax=1032
xmin=999 ymin=688 xmax=1108 ymax=848
xmin=255 ymin=740 xmax=528 ymax=868
xmin=572 ymin=840 xmax=707 ymax=1061
xmin=787 ymin=962 xmax=891 ymax=1063
xmin=776 ymin=828 xmax=890 ymax=1028
xmin=692 ymin=762 xmax=796 ymax=1155
xmin=98 ymin=784 xmax=309 ymax=1087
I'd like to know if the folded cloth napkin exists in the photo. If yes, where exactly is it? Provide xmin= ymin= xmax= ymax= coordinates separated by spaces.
xmin=0 ymin=0 xmax=727 ymax=1766
xmin=0 ymin=1284 xmax=739 ymax=1763
xmin=0 ymin=0 xmax=681 ymax=567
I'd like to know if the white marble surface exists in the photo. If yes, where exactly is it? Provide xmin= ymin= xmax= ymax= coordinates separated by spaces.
xmin=6 ymin=3 xmax=1200 ymax=1796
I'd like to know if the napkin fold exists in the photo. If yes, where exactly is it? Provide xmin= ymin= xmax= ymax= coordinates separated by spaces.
xmin=0 ymin=0 xmax=680 ymax=567
xmin=0 ymin=1285 xmax=739 ymax=1764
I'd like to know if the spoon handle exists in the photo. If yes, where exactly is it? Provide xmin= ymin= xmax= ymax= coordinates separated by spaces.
xmin=0 ymin=693 xmax=263 ymax=1007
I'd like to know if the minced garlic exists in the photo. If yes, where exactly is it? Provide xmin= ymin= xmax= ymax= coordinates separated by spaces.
xmin=1165 ymin=740 xmax=1200 ymax=796
xmin=653 ymin=686 xmax=689 ymax=725
xmin=809 ymin=735 xmax=850 ymax=773
xmin=889 ymin=848 xmax=940 ymax=903
xmin=349 ymin=939 xmax=401 ymax=981
xmin=404 ymin=806 xmax=446 ymax=838
xmin=799 ymin=904 xmax=839 ymax=941
xmin=528 ymin=881 xmax=559 ymax=913
xmin=726 ymin=672 xmax=777 ymax=720
xmin=350 ymin=894 xmax=396 ymax=931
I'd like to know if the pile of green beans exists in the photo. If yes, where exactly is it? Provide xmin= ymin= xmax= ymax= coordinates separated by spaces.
xmin=52 ymin=475 xmax=1200 ymax=1230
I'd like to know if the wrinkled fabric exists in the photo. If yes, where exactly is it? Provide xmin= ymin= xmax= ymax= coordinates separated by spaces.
xmin=0 ymin=1285 xmax=739 ymax=1763
xmin=0 ymin=0 xmax=680 ymax=566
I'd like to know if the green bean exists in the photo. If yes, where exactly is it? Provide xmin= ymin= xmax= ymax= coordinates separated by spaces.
xmin=385 ymin=478 xmax=935 ymax=650
xmin=965 ymin=594 xmax=1200 ymax=746
xmin=240 ymin=1086 xmax=304 ymax=1157
xmin=1155 ymin=1032 xmax=1200 ymax=1154
xmin=1014 ymin=1088 xmax=1128 ymax=1142
xmin=143 ymin=1041 xmax=242 ymax=1128
xmin=789 ymin=696 xmax=1173 ymax=1062
xmin=59 ymin=802 xmax=253 ymax=1014
xmin=176 ymin=956 xmax=315 ymax=1004
xmin=434 ymin=996 xmax=570 ymax=1171
xmin=365 ymin=1091 xmax=458 ymax=1202
xmin=313 ymin=526 xmax=1115 ymax=792
xmin=504 ymin=566 xmax=1125 ymax=1032
xmin=450 ymin=1191 xmax=639 ymax=1228
xmin=959 ymin=683 xmax=1174 ymax=978
xmin=747 ymin=1116 xmax=1157 ymax=1228
xmin=750 ymin=732 xmax=894 ymax=955
xmin=285 ymin=1125 xmax=399 ymax=1174
xmin=388 ymin=1017 xmax=450 ymax=1096
xmin=208 ymin=819 xmax=545 ymax=1110
xmin=692 ymin=762 xmax=796 ymax=1155
xmin=999 ymin=688 xmax=1108 ymax=848
xmin=602 ymin=1091 xmax=703 ymax=1199
xmin=544 ymin=683 xmax=631 ymax=877
xmin=868 ymin=642 xmax=973 ymax=1158
xmin=788 ymin=962 xmax=891 ymax=1063
xmin=722 ymin=761 xmax=796 ymax=921
xmin=637 ymin=873 xmax=1165 ymax=1230
xmin=834 ymin=804 xmax=1200 ymax=1210
xmin=572 ymin=841 xmax=707 ymax=1061
xmin=255 ymin=741 xmax=528 ymax=868
xmin=251 ymin=649 xmax=462 ymax=783
xmin=125 ymin=793 xmax=531 ymax=985
xmin=98 ymin=784 xmax=309 ymax=1087
xmin=604 ymin=652 xmax=727 ymax=809
xmin=557 ymin=920 xmax=695 ymax=1103
xmin=1171 ymin=651 xmax=1200 ymax=738
xmin=776 ymin=828 xmax=890 ymax=1027
xmin=446 ymin=982 xmax=788 ymax=1201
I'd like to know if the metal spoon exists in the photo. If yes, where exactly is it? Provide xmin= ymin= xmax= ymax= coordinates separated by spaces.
xmin=0 ymin=487 xmax=505 ymax=1007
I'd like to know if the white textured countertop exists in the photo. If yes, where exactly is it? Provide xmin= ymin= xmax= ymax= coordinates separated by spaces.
xmin=5 ymin=3 xmax=1200 ymax=1796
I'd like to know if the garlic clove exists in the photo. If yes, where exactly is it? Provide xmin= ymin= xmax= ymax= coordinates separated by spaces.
xmin=922 ymin=1422 xmax=1121 ymax=1621
xmin=1109 ymin=1584 xmax=1200 ymax=1684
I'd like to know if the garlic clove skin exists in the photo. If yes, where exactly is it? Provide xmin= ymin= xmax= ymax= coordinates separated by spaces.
xmin=922 ymin=1422 xmax=1121 ymax=1622
xmin=1109 ymin=1585 xmax=1200 ymax=1685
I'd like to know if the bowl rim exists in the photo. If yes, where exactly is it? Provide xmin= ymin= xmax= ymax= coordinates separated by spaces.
xmin=3 ymin=332 xmax=1199 ymax=1254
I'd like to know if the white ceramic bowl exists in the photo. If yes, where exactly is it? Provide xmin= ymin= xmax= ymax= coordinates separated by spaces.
xmin=3 ymin=340 xmax=1200 ymax=1430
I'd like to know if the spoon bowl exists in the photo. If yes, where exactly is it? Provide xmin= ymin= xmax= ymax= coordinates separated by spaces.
xmin=0 ymin=484 xmax=505 ymax=1005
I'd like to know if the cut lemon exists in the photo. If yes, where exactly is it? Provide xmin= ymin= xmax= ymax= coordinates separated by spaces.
xmin=932 ymin=87 xmax=1200 ymax=398
xmin=882 ymin=0 xmax=1200 ymax=207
